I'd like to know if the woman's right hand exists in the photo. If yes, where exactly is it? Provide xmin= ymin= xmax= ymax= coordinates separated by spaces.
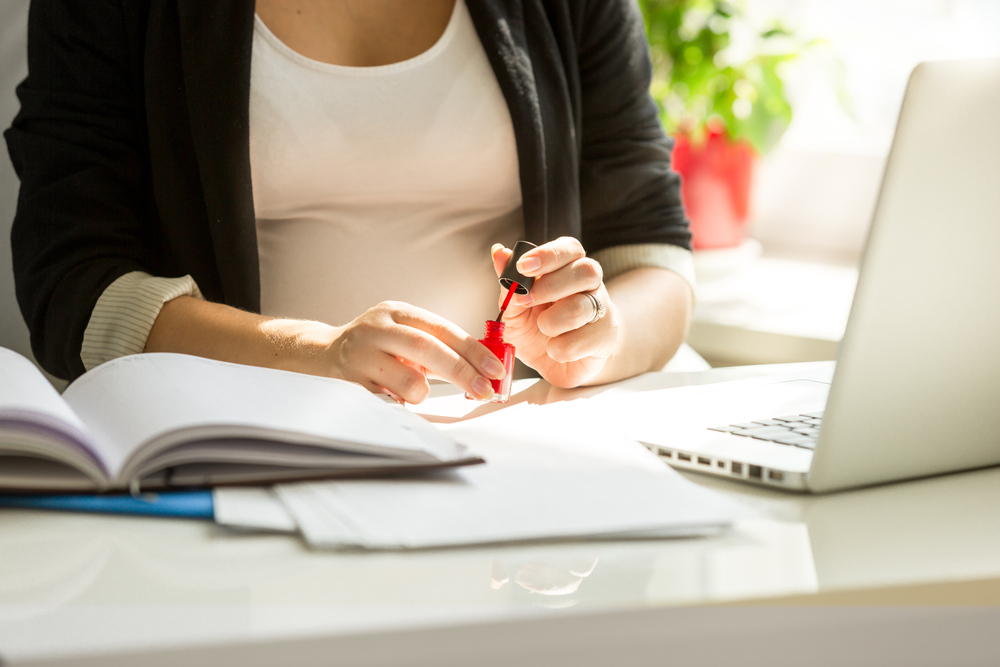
xmin=147 ymin=297 xmax=504 ymax=405
xmin=316 ymin=301 xmax=505 ymax=404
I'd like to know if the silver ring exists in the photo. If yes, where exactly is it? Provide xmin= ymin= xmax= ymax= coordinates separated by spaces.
xmin=584 ymin=292 xmax=606 ymax=324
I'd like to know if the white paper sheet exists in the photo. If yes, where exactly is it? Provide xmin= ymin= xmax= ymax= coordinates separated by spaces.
xmin=213 ymin=487 xmax=297 ymax=533
xmin=277 ymin=404 xmax=750 ymax=550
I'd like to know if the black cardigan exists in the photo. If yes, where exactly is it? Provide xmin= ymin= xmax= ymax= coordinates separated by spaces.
xmin=6 ymin=0 xmax=690 ymax=381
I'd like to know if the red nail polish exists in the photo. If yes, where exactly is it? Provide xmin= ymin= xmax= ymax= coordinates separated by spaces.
xmin=466 ymin=320 xmax=515 ymax=403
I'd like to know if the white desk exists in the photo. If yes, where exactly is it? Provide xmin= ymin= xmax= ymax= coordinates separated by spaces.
xmin=2 ymin=363 xmax=999 ymax=666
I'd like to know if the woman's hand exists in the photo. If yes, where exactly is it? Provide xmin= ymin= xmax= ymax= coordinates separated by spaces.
xmin=321 ymin=301 xmax=506 ymax=403
xmin=491 ymin=237 xmax=620 ymax=388
xmin=146 ymin=297 xmax=505 ymax=404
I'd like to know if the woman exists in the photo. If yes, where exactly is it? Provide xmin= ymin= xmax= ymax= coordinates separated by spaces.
xmin=6 ymin=0 xmax=694 ymax=403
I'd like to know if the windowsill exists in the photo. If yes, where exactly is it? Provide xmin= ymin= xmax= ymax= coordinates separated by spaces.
xmin=687 ymin=250 xmax=858 ymax=367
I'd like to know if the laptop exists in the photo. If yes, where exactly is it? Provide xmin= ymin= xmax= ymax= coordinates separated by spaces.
xmin=634 ymin=58 xmax=1000 ymax=493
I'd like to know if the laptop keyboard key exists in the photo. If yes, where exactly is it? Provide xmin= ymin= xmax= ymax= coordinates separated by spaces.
xmin=749 ymin=426 xmax=799 ymax=440
xmin=708 ymin=411 xmax=823 ymax=450
xmin=708 ymin=426 xmax=745 ymax=434
xmin=772 ymin=435 xmax=815 ymax=447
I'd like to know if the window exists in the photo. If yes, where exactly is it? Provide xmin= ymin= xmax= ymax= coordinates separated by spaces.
xmin=746 ymin=0 xmax=1000 ymax=262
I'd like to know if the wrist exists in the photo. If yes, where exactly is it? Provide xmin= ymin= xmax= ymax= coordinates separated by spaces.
xmin=258 ymin=318 xmax=339 ymax=375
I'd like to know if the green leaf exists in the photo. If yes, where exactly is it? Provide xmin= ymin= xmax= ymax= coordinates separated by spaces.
xmin=637 ymin=0 xmax=823 ymax=154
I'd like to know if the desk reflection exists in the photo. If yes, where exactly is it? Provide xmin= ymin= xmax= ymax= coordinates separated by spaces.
xmin=2 ymin=468 xmax=999 ymax=659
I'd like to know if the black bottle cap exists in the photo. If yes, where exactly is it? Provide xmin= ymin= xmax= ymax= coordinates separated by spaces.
xmin=499 ymin=241 xmax=538 ymax=294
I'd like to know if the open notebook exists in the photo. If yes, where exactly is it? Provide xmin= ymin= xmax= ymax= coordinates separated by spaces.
xmin=0 ymin=348 xmax=480 ymax=493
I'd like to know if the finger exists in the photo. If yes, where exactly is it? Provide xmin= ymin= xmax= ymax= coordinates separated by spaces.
xmin=397 ymin=355 xmax=428 ymax=377
xmin=386 ymin=305 xmax=504 ymax=397
xmin=518 ymin=257 xmax=603 ymax=307
xmin=491 ymin=244 xmax=511 ymax=278
xmin=514 ymin=236 xmax=586 ymax=278
xmin=361 ymin=353 xmax=431 ymax=404
xmin=382 ymin=326 xmax=495 ymax=401
xmin=545 ymin=318 xmax=616 ymax=364
xmin=535 ymin=291 xmax=603 ymax=338
xmin=375 ymin=387 xmax=407 ymax=405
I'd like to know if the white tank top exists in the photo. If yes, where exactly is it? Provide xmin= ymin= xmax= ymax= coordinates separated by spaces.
xmin=248 ymin=0 xmax=524 ymax=337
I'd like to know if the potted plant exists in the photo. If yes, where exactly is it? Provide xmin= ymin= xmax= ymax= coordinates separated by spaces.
xmin=638 ymin=0 xmax=803 ymax=250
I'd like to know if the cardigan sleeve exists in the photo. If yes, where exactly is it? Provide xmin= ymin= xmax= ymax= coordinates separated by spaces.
xmin=574 ymin=0 xmax=691 ymax=255
xmin=81 ymin=272 xmax=203 ymax=371
xmin=590 ymin=243 xmax=695 ymax=297
xmin=4 ymin=0 xmax=161 ymax=380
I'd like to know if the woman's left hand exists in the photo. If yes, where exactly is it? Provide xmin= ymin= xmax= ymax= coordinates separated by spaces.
xmin=491 ymin=237 xmax=619 ymax=388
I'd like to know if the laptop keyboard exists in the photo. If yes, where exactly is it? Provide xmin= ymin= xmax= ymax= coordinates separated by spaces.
xmin=709 ymin=411 xmax=824 ymax=450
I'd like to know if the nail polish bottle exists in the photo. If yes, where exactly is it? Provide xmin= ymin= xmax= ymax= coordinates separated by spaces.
xmin=467 ymin=320 xmax=515 ymax=403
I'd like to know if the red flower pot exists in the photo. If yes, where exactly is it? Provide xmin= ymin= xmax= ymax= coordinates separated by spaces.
xmin=672 ymin=128 xmax=755 ymax=250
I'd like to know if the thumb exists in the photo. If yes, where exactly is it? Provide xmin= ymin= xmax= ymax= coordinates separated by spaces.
xmin=491 ymin=244 xmax=513 ymax=279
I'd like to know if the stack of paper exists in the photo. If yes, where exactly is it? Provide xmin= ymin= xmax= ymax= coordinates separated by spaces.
xmin=215 ymin=403 xmax=749 ymax=550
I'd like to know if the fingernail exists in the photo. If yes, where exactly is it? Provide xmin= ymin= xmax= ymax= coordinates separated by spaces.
xmin=515 ymin=292 xmax=533 ymax=306
xmin=491 ymin=243 xmax=504 ymax=257
xmin=472 ymin=376 xmax=494 ymax=400
xmin=516 ymin=256 xmax=541 ymax=274
xmin=482 ymin=356 xmax=506 ymax=379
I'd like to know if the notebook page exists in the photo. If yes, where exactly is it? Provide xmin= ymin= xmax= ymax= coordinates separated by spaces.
xmin=0 ymin=347 xmax=99 ymax=469
xmin=62 ymin=353 xmax=469 ymax=481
